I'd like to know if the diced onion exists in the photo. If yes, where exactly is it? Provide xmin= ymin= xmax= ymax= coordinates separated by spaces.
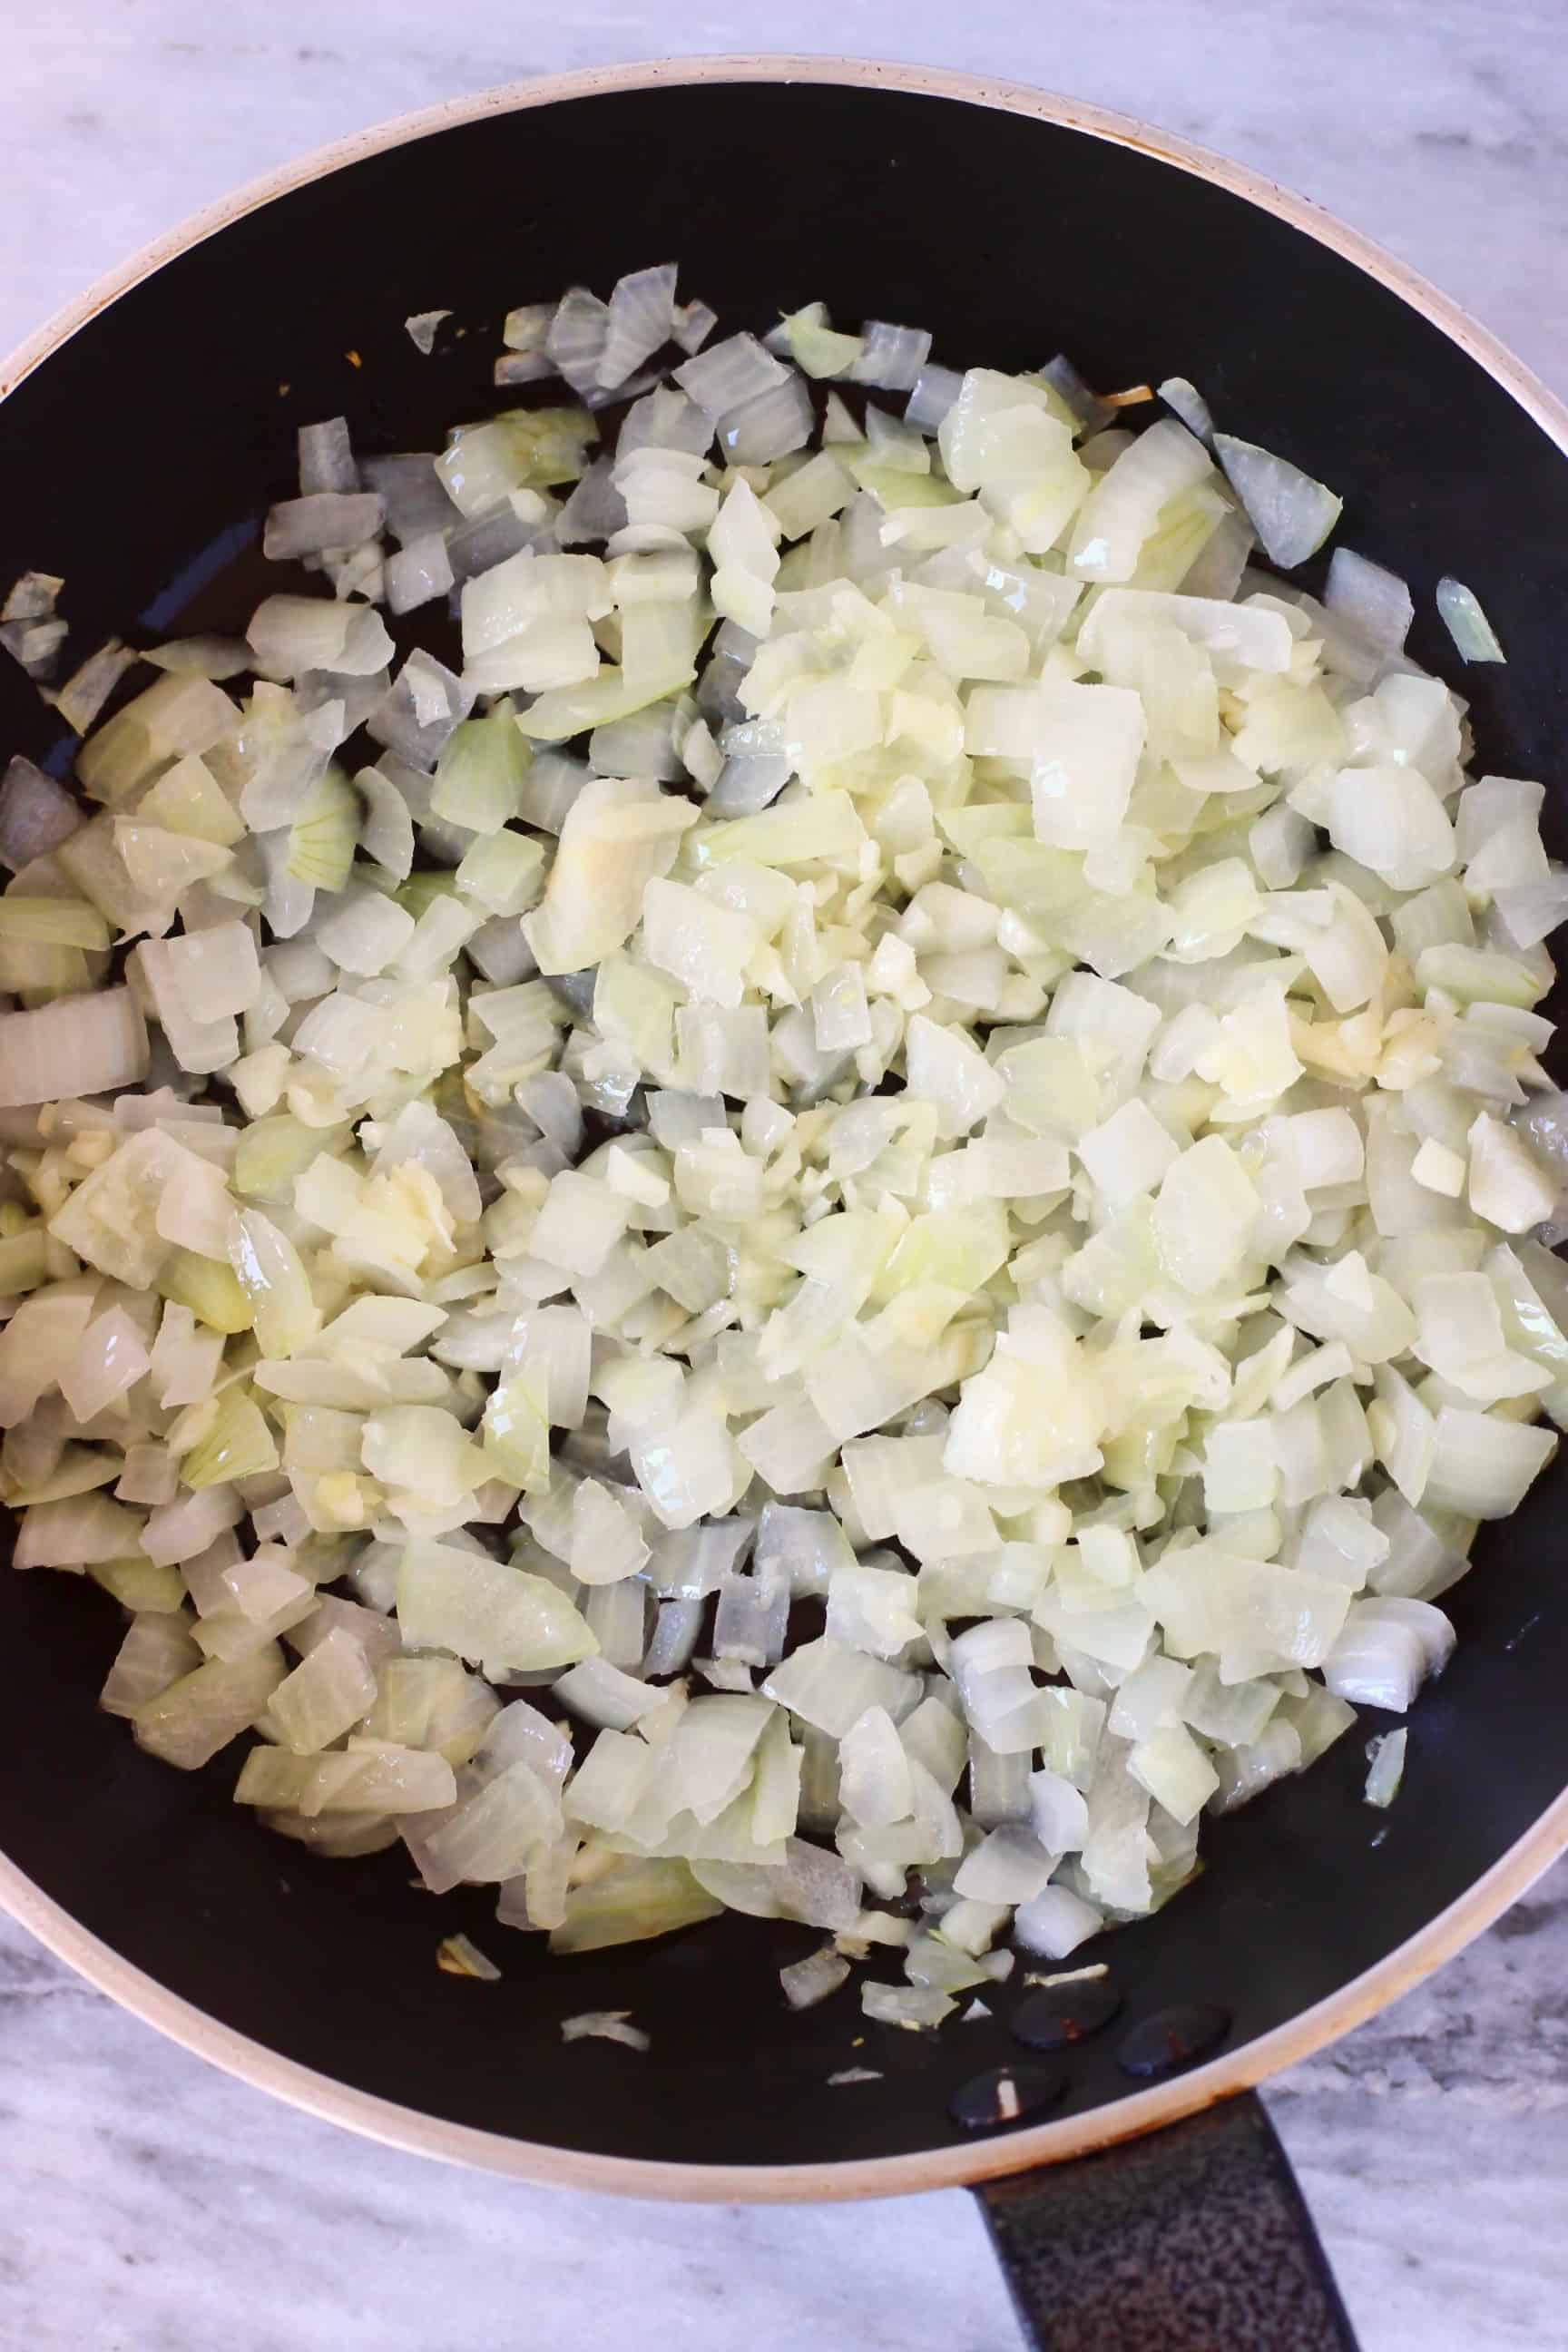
xmin=1436 ymin=575 xmax=1506 ymax=663
xmin=0 ymin=261 xmax=1553 ymax=2052
xmin=406 ymin=311 xmax=452 ymax=355
xmin=1325 ymin=547 xmax=1413 ymax=655
xmin=1214 ymin=433 xmax=1343 ymax=566
xmin=1364 ymin=1728 xmax=1407 ymax=1808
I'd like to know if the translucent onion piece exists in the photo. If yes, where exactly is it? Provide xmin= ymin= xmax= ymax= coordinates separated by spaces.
xmin=1214 ymin=433 xmax=1343 ymax=567
xmin=1325 ymin=547 xmax=1413 ymax=654
xmin=545 ymin=287 xmax=611 ymax=395
xmin=3 ymin=571 xmax=62 ymax=622
xmin=1436 ymin=575 xmax=1506 ymax=663
xmin=851 ymin=320 xmax=933 ymax=393
xmin=597 ymin=262 xmax=679 ymax=392
xmin=1158 ymin=376 xmax=1214 ymax=441
xmin=1364 ymin=1728 xmax=1407 ymax=1808
xmin=674 ymin=333 xmax=787 ymax=421
xmin=0 ymin=756 xmax=83 ymax=869
xmin=53 ymin=639 xmax=138 ymax=736
xmin=905 ymin=363 xmax=965 ymax=436
xmin=263 ymin=493 xmax=385 ymax=563
xmin=405 ymin=310 xmax=452 ymax=355
xmin=1039 ymin=356 xmax=1113 ymax=435
xmin=718 ymin=376 xmax=814 ymax=466
xmin=779 ymin=1945 xmax=851 ymax=2010
xmin=0 ymin=987 xmax=148 ymax=1107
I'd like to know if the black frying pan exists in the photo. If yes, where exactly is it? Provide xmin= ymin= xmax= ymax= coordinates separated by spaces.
xmin=3 ymin=58 xmax=1566 ymax=2352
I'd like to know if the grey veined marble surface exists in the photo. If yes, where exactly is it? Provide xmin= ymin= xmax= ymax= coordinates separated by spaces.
xmin=3 ymin=3 xmax=1568 ymax=2347
xmin=1 ymin=1879 xmax=1566 ymax=2352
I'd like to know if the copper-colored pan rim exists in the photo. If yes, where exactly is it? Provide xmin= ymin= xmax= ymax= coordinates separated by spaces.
xmin=4 ymin=52 xmax=1567 ymax=2205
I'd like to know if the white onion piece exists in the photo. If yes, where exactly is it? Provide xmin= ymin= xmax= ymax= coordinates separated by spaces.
xmin=674 ymin=332 xmax=787 ymax=421
xmin=779 ymin=1944 xmax=851 ymax=2010
xmin=618 ymin=384 xmax=713 ymax=458
xmin=0 ymin=987 xmax=148 ymax=1106
xmin=502 ymin=304 xmax=553 ymax=355
xmin=692 ymin=1839 xmax=862 ymax=1930
xmin=299 ymin=416 xmax=358 ymax=495
xmin=405 ymin=310 xmax=451 ymax=355
xmin=146 ymin=635 xmax=251 ymax=680
xmin=558 ymin=459 xmax=630 ymax=546
xmin=1322 ymin=1598 xmax=1453 ymax=1712
xmin=1069 ymin=419 xmax=1210 ymax=581
xmin=1325 ymin=547 xmax=1413 ymax=654
xmin=861 ymin=1984 xmax=955 ymax=2031
xmin=545 ymin=286 xmax=611 ymax=394
xmin=1436 ymin=576 xmax=1506 ymax=663
xmin=360 ymin=456 xmax=458 ymax=553
xmin=1423 ymin=1410 xmax=1556 ymax=1517
xmin=263 ymin=494 xmax=384 ymax=562
xmin=851 ymin=320 xmax=932 ymax=392
xmin=673 ymin=300 xmax=717 ymax=356
xmin=1077 ymin=589 xmax=1291 ymax=675
xmin=3 ymin=571 xmax=62 ymax=622
xmin=1040 ymin=356 xmax=1112 ymax=435
xmin=54 ymin=639 xmax=138 ymax=734
xmin=597 ymin=262 xmax=679 ymax=392
xmin=0 ymin=756 xmax=83 ymax=869
xmin=249 ymin=595 xmax=392 ymax=679
xmin=1158 ymin=376 xmax=1214 ymax=441
xmin=1014 ymin=1885 xmax=1103 ymax=1959
xmin=0 ymin=613 xmax=64 ymax=681
xmin=905 ymin=364 xmax=964 ymax=436
xmin=718 ymin=375 xmax=814 ymax=466
xmin=386 ymin=532 xmax=455 ymax=618
xmin=1364 ymin=1728 xmax=1407 ymax=1808
xmin=1214 ymin=433 xmax=1343 ymax=566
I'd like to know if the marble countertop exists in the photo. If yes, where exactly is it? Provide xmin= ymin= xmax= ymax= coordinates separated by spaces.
xmin=5 ymin=4 xmax=1568 ymax=2347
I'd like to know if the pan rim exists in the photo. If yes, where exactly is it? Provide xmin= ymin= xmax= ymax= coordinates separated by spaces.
xmin=4 ymin=47 xmax=1567 ymax=2202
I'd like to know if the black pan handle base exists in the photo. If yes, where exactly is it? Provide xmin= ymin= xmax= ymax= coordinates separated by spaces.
xmin=975 ymin=2090 xmax=1358 ymax=2352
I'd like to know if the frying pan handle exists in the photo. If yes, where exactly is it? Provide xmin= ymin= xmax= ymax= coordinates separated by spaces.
xmin=975 ymin=2090 xmax=1358 ymax=2351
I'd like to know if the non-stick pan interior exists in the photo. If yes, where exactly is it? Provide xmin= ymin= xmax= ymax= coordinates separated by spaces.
xmin=3 ymin=74 xmax=1567 ymax=2171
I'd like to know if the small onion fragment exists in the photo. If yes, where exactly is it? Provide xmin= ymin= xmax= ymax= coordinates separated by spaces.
xmin=406 ymin=310 xmax=452 ymax=355
xmin=560 ymin=2008 xmax=650 ymax=2049
xmin=1364 ymin=1729 xmax=1407 ymax=1809
xmin=1436 ymin=576 xmax=1506 ymax=663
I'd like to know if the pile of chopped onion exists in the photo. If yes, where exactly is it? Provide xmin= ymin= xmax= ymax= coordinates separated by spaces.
xmin=0 ymin=265 xmax=1561 ymax=2032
